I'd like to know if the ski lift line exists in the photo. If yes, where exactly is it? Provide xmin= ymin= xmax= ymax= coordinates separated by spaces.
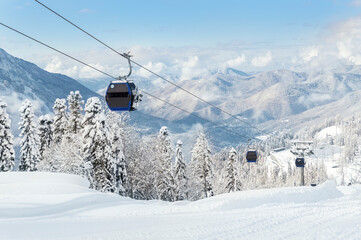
xmin=33 ymin=0 xmax=269 ymax=136
xmin=0 ymin=23 xmax=116 ymax=81
xmin=0 ymin=22 xmax=254 ymax=141
xmin=33 ymin=0 xmax=127 ymax=59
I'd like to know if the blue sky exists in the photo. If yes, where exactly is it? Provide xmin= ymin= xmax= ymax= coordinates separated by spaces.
xmin=1 ymin=0 xmax=361 ymax=78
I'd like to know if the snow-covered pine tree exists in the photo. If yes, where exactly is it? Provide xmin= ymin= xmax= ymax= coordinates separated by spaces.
xmin=38 ymin=114 xmax=53 ymax=158
xmin=0 ymin=99 xmax=15 ymax=171
xmin=82 ymin=97 xmax=114 ymax=192
xmin=39 ymin=121 xmax=84 ymax=175
xmin=67 ymin=91 xmax=84 ymax=134
xmin=225 ymin=147 xmax=241 ymax=192
xmin=18 ymin=99 xmax=40 ymax=171
xmin=127 ymin=135 xmax=158 ymax=200
xmin=237 ymin=147 xmax=252 ymax=190
xmin=51 ymin=92 xmax=84 ymax=175
xmin=155 ymin=126 xmax=176 ymax=201
xmin=53 ymin=98 xmax=68 ymax=144
xmin=191 ymin=131 xmax=214 ymax=199
xmin=211 ymin=147 xmax=230 ymax=195
xmin=174 ymin=140 xmax=187 ymax=200
xmin=107 ymin=112 xmax=128 ymax=195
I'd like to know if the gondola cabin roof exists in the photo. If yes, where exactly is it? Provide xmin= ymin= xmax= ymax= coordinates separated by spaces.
xmin=246 ymin=150 xmax=257 ymax=162
xmin=105 ymin=81 xmax=132 ymax=111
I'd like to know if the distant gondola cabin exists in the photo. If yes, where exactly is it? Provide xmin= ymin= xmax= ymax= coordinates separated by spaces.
xmin=246 ymin=151 xmax=257 ymax=162
xmin=295 ymin=157 xmax=305 ymax=167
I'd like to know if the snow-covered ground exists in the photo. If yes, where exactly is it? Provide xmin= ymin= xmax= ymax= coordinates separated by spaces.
xmin=1 ymin=172 xmax=361 ymax=240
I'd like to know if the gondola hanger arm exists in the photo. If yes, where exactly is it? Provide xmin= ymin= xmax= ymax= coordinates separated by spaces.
xmin=119 ymin=52 xmax=132 ymax=81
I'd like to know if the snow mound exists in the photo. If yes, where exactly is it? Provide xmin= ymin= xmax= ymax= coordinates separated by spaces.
xmin=190 ymin=181 xmax=343 ymax=211
xmin=0 ymin=172 xmax=89 ymax=195
xmin=315 ymin=125 xmax=342 ymax=141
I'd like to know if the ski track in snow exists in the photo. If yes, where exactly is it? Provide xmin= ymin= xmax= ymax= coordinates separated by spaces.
xmin=0 ymin=172 xmax=361 ymax=240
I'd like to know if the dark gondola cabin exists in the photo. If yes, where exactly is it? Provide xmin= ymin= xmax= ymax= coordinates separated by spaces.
xmin=246 ymin=151 xmax=257 ymax=162
xmin=105 ymin=81 xmax=136 ymax=111
xmin=295 ymin=157 xmax=305 ymax=167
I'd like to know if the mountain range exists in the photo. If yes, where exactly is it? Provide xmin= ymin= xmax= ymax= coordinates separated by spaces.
xmin=2 ymin=47 xmax=361 ymax=154
xmin=137 ymin=64 xmax=361 ymax=135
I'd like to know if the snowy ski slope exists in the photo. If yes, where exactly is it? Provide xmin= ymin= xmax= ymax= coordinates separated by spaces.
xmin=0 ymin=172 xmax=360 ymax=240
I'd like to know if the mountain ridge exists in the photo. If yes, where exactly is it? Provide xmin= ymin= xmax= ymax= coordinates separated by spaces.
xmin=139 ymin=66 xmax=361 ymax=133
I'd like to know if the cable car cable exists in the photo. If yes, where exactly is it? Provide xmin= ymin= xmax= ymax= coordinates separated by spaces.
xmin=33 ymin=0 xmax=269 ymax=136
xmin=0 ymin=23 xmax=116 ymax=81
xmin=0 ymin=22 xmax=253 ymax=140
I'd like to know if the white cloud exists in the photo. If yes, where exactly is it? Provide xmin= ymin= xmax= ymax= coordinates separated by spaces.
xmin=300 ymin=46 xmax=319 ymax=62
xmin=225 ymin=55 xmax=246 ymax=68
xmin=35 ymin=17 xmax=361 ymax=84
xmin=43 ymin=54 xmax=128 ymax=80
xmin=350 ymin=0 xmax=361 ymax=7
xmin=331 ymin=17 xmax=361 ymax=41
xmin=45 ymin=56 xmax=62 ymax=73
xmin=136 ymin=61 xmax=165 ymax=78
xmin=79 ymin=63 xmax=106 ymax=79
xmin=177 ymin=56 xmax=210 ymax=80
xmin=45 ymin=56 xmax=79 ymax=78
xmin=251 ymin=52 xmax=272 ymax=67
xmin=329 ymin=17 xmax=361 ymax=64
xmin=35 ymin=46 xmax=279 ymax=83
xmin=63 ymin=66 xmax=79 ymax=78
xmin=298 ymin=93 xmax=332 ymax=108
xmin=337 ymin=42 xmax=352 ymax=59
xmin=288 ymin=16 xmax=361 ymax=71
xmin=181 ymin=56 xmax=199 ymax=68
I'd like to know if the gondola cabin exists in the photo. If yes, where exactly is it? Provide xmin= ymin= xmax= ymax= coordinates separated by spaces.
xmin=105 ymin=81 xmax=137 ymax=111
xmin=246 ymin=151 xmax=257 ymax=162
xmin=295 ymin=157 xmax=305 ymax=167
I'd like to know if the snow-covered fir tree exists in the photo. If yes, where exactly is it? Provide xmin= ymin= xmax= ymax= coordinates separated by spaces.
xmin=107 ymin=112 xmax=128 ymax=195
xmin=127 ymin=135 xmax=157 ymax=200
xmin=236 ymin=148 xmax=252 ymax=190
xmin=115 ymin=113 xmax=157 ymax=200
xmin=67 ymin=91 xmax=84 ymax=134
xmin=53 ymin=98 xmax=68 ymax=144
xmin=191 ymin=131 xmax=214 ymax=199
xmin=154 ymin=126 xmax=176 ymax=201
xmin=38 ymin=114 xmax=53 ymax=158
xmin=211 ymin=148 xmax=230 ymax=195
xmin=18 ymin=99 xmax=40 ymax=171
xmin=0 ymin=99 xmax=15 ymax=171
xmin=82 ymin=97 xmax=115 ymax=192
xmin=174 ymin=140 xmax=187 ymax=200
xmin=225 ymin=147 xmax=241 ymax=192
xmin=39 ymin=135 xmax=84 ymax=175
